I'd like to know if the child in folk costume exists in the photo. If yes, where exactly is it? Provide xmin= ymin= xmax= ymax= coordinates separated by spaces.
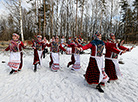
xmin=67 ymin=37 xmax=83 ymax=71
xmin=79 ymin=32 xmax=109 ymax=93
xmin=3 ymin=33 xmax=26 ymax=74
xmin=105 ymin=33 xmax=133 ymax=81
xmin=46 ymin=36 xmax=67 ymax=72
xmin=32 ymin=35 xmax=47 ymax=72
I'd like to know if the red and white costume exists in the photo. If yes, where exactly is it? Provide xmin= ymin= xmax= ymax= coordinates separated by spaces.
xmin=105 ymin=40 xmax=131 ymax=81
xmin=5 ymin=40 xmax=25 ymax=71
xmin=81 ymin=39 xmax=109 ymax=85
xmin=46 ymin=42 xmax=66 ymax=71
xmin=67 ymin=42 xmax=83 ymax=71
xmin=32 ymin=40 xmax=46 ymax=66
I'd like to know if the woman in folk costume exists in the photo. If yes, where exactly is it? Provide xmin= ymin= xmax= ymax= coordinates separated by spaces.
xmin=105 ymin=33 xmax=133 ymax=81
xmin=4 ymin=33 xmax=26 ymax=74
xmin=32 ymin=35 xmax=47 ymax=72
xmin=67 ymin=37 xmax=83 ymax=71
xmin=79 ymin=32 xmax=109 ymax=93
xmin=60 ymin=36 xmax=66 ymax=54
xmin=46 ymin=36 xmax=67 ymax=72
xmin=50 ymin=36 xmax=55 ymax=42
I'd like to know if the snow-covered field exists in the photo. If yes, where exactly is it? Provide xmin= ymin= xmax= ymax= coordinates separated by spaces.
xmin=0 ymin=46 xmax=138 ymax=102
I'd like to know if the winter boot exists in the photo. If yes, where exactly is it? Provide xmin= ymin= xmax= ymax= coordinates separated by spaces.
xmin=18 ymin=68 xmax=21 ymax=71
xmin=96 ymin=83 xmax=104 ymax=93
xmin=34 ymin=64 xmax=37 ymax=72
xmin=67 ymin=64 xmax=70 ymax=68
xmin=9 ymin=69 xmax=15 ymax=74
xmin=107 ymin=80 xmax=110 ymax=83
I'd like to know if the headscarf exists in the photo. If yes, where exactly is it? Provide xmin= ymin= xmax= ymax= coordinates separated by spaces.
xmin=13 ymin=33 xmax=20 ymax=39
xmin=110 ymin=33 xmax=115 ymax=38
xmin=37 ymin=35 xmax=42 ymax=38
xmin=93 ymin=31 xmax=101 ymax=40
xmin=91 ymin=32 xmax=104 ymax=46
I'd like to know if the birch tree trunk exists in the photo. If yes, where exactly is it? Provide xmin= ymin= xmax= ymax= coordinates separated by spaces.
xmin=80 ymin=0 xmax=85 ymax=37
xmin=110 ymin=0 xmax=113 ymax=32
xmin=50 ymin=1 xmax=54 ymax=38
xmin=66 ymin=0 xmax=69 ymax=39
xmin=38 ymin=0 xmax=42 ymax=34
xmin=19 ymin=0 xmax=24 ymax=41
xmin=43 ymin=0 xmax=46 ymax=37
xmin=75 ymin=0 xmax=78 ymax=36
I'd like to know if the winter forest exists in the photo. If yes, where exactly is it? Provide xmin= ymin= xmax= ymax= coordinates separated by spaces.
xmin=0 ymin=0 xmax=138 ymax=43
xmin=1 ymin=0 xmax=138 ymax=101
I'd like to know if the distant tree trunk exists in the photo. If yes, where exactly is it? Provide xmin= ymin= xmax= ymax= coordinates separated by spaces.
xmin=43 ymin=0 xmax=46 ymax=37
xmin=80 ymin=0 xmax=85 ymax=38
xmin=66 ymin=0 xmax=69 ymax=39
xmin=19 ymin=0 xmax=24 ymax=41
xmin=50 ymin=2 xmax=54 ymax=37
xmin=75 ymin=0 xmax=78 ymax=36
xmin=110 ymin=0 xmax=113 ymax=32
xmin=90 ymin=2 xmax=94 ymax=39
xmin=56 ymin=0 xmax=59 ymax=36
xmin=38 ymin=0 xmax=42 ymax=35
xmin=35 ymin=0 xmax=37 ymax=32
xmin=100 ymin=11 xmax=103 ymax=33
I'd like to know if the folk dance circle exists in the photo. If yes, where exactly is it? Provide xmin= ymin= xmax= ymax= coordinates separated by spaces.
xmin=2 ymin=32 xmax=134 ymax=93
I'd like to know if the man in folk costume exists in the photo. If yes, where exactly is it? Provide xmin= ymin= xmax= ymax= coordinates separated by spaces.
xmin=67 ymin=37 xmax=83 ymax=71
xmin=32 ymin=35 xmax=47 ymax=72
xmin=105 ymin=33 xmax=133 ymax=81
xmin=4 ymin=33 xmax=26 ymax=74
xmin=46 ymin=36 xmax=67 ymax=72
xmin=79 ymin=32 xmax=109 ymax=93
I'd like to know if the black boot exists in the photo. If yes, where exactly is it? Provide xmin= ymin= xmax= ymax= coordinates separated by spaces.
xmin=107 ymin=80 xmax=110 ymax=83
xmin=43 ymin=51 xmax=45 ymax=58
xmin=49 ymin=64 xmax=51 ymax=68
xmin=83 ymin=74 xmax=86 ymax=78
xmin=9 ymin=69 xmax=15 ymax=74
xmin=67 ymin=64 xmax=69 ymax=68
xmin=34 ymin=64 xmax=37 ymax=72
xmin=96 ymin=83 xmax=104 ymax=93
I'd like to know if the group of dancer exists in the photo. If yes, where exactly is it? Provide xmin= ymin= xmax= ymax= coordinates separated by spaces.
xmin=2 ymin=32 xmax=134 ymax=93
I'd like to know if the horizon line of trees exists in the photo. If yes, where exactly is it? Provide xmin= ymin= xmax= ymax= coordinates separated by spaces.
xmin=0 ymin=0 xmax=138 ymax=43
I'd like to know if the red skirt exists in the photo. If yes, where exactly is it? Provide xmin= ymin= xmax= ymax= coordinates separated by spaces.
xmin=105 ymin=59 xmax=118 ymax=80
xmin=85 ymin=57 xmax=100 ymax=85
xmin=33 ymin=49 xmax=40 ymax=65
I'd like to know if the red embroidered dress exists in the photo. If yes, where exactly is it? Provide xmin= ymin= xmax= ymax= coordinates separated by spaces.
xmin=105 ymin=40 xmax=130 ymax=80
xmin=33 ymin=40 xmax=46 ymax=65
xmin=81 ymin=39 xmax=109 ymax=85
xmin=67 ymin=42 xmax=83 ymax=70
xmin=5 ymin=40 xmax=25 ymax=70
xmin=46 ymin=41 xmax=66 ymax=71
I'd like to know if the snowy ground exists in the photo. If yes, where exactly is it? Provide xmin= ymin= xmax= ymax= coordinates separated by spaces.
xmin=0 ymin=46 xmax=138 ymax=102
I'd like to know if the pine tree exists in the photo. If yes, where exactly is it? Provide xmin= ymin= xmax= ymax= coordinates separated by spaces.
xmin=132 ymin=0 xmax=138 ymax=41
xmin=120 ymin=0 xmax=129 ymax=34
